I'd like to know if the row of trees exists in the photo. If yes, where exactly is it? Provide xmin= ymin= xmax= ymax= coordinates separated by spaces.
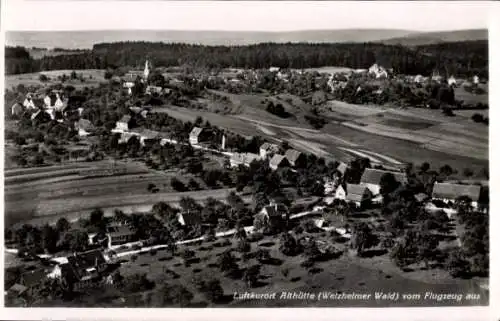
xmin=6 ymin=40 xmax=488 ymax=78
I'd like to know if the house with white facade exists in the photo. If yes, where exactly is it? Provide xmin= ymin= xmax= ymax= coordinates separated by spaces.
xmin=259 ymin=142 xmax=280 ymax=158
xmin=368 ymin=64 xmax=388 ymax=79
xmin=431 ymin=182 xmax=481 ymax=209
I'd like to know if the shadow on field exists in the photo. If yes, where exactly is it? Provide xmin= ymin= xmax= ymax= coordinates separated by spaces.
xmin=358 ymin=249 xmax=388 ymax=258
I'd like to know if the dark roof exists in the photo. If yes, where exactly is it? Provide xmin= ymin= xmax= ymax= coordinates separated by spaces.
xmin=65 ymin=249 xmax=106 ymax=281
xmin=432 ymin=183 xmax=481 ymax=202
xmin=284 ymin=149 xmax=303 ymax=164
xmin=360 ymin=168 xmax=407 ymax=185
xmin=261 ymin=203 xmax=288 ymax=217
xmin=178 ymin=211 xmax=202 ymax=225
xmin=19 ymin=268 xmax=46 ymax=287
xmin=107 ymin=225 xmax=134 ymax=237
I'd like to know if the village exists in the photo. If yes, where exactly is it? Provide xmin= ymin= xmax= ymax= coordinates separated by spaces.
xmin=4 ymin=56 xmax=489 ymax=307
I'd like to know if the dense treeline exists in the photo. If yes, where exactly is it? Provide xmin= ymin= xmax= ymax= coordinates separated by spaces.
xmin=5 ymin=40 xmax=488 ymax=77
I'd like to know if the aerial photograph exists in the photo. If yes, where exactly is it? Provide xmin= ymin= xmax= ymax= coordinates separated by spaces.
xmin=3 ymin=1 xmax=490 ymax=308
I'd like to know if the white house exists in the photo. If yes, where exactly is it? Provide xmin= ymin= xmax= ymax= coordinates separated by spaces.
xmin=189 ymin=127 xmax=204 ymax=145
xmin=269 ymin=67 xmax=280 ymax=73
xmin=75 ymin=119 xmax=95 ymax=137
xmin=23 ymin=95 xmax=36 ymax=109
xmin=431 ymin=182 xmax=481 ymax=209
xmin=473 ymin=75 xmax=480 ymax=85
xmin=334 ymin=185 xmax=346 ymax=200
xmin=368 ymin=64 xmax=388 ymax=79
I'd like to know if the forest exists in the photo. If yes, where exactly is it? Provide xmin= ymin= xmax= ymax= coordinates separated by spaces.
xmin=5 ymin=40 xmax=488 ymax=78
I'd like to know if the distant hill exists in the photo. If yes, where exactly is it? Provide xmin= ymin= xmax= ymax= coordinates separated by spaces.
xmin=382 ymin=29 xmax=487 ymax=46
xmin=6 ymin=29 xmax=418 ymax=49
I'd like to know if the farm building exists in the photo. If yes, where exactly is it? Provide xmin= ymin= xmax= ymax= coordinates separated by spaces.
xmin=473 ymin=75 xmax=480 ymax=85
xmin=269 ymin=154 xmax=290 ymax=171
xmin=11 ymin=103 xmax=24 ymax=117
xmin=368 ymin=64 xmax=388 ymax=79
xmin=118 ymin=131 xmax=140 ymax=144
xmin=177 ymin=211 xmax=202 ymax=227
xmin=107 ymin=225 xmax=136 ymax=247
xmin=75 ymin=119 xmax=95 ymax=137
xmin=254 ymin=201 xmax=289 ymax=229
xmin=115 ymin=115 xmax=133 ymax=132
xmin=230 ymin=152 xmax=261 ymax=168
xmin=189 ymin=127 xmax=209 ymax=145
xmin=269 ymin=67 xmax=280 ymax=73
xmin=52 ymin=250 xmax=108 ymax=291
xmin=345 ymin=184 xmax=372 ymax=208
xmin=259 ymin=142 xmax=280 ymax=158
xmin=431 ymin=183 xmax=481 ymax=209
xmin=44 ymin=92 xmax=67 ymax=111
xmin=284 ymin=149 xmax=306 ymax=168
xmin=360 ymin=168 xmax=408 ymax=196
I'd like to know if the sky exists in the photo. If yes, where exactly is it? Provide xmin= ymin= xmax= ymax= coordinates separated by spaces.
xmin=2 ymin=1 xmax=494 ymax=32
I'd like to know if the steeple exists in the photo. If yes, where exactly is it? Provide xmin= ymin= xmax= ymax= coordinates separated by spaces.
xmin=144 ymin=60 xmax=150 ymax=80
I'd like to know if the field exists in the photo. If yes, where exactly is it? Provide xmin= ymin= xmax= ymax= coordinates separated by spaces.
xmin=4 ymin=69 xmax=107 ymax=90
xmin=3 ymin=160 xmax=237 ymax=228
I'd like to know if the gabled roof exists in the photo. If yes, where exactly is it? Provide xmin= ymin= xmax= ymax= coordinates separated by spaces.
xmin=346 ymin=183 xmax=369 ymax=196
xmin=190 ymin=127 xmax=203 ymax=137
xmin=414 ymin=193 xmax=429 ymax=203
xmin=231 ymin=152 xmax=260 ymax=165
xmin=284 ymin=149 xmax=303 ymax=163
xmin=337 ymin=162 xmax=348 ymax=175
xmin=360 ymin=168 xmax=407 ymax=186
xmin=432 ymin=183 xmax=481 ymax=202
xmin=8 ymin=283 xmax=28 ymax=295
xmin=269 ymin=154 xmax=288 ymax=168
xmin=261 ymin=203 xmax=288 ymax=217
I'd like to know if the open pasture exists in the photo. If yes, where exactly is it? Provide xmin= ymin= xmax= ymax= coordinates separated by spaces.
xmin=5 ymin=69 xmax=107 ymax=90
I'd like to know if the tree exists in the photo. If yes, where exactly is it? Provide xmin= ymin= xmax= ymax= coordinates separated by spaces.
xmin=200 ymin=278 xmax=224 ymax=303
xmin=351 ymin=223 xmax=379 ymax=256
xmin=379 ymin=173 xmax=400 ymax=196
xmin=217 ymin=250 xmax=238 ymax=275
xmin=255 ymin=248 xmax=271 ymax=263
xmin=446 ymin=248 xmax=471 ymax=278
xmin=243 ymin=264 xmax=261 ymax=287
xmin=41 ymin=224 xmax=59 ymax=254
xmin=158 ymin=284 xmax=193 ymax=307
xmin=170 ymin=178 xmax=186 ymax=192
xmin=279 ymin=233 xmax=301 ymax=256
xmin=89 ymin=208 xmax=106 ymax=231
xmin=236 ymin=239 xmax=251 ymax=253
xmin=56 ymin=218 xmax=70 ymax=233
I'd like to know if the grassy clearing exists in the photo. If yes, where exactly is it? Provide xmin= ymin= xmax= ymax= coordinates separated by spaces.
xmin=5 ymin=69 xmax=106 ymax=90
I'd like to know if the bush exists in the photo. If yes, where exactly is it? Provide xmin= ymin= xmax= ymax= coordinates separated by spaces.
xmin=150 ymin=248 xmax=157 ymax=256
xmin=247 ymin=232 xmax=264 ymax=243
xmin=131 ymin=254 xmax=138 ymax=262
xmin=171 ymin=178 xmax=186 ymax=192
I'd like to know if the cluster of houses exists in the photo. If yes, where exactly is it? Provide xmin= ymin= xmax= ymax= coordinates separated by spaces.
xmin=11 ymin=91 xmax=71 ymax=122
xmin=324 ymin=167 xmax=484 ymax=214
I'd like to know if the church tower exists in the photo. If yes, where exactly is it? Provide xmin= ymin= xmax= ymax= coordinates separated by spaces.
xmin=144 ymin=60 xmax=150 ymax=81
